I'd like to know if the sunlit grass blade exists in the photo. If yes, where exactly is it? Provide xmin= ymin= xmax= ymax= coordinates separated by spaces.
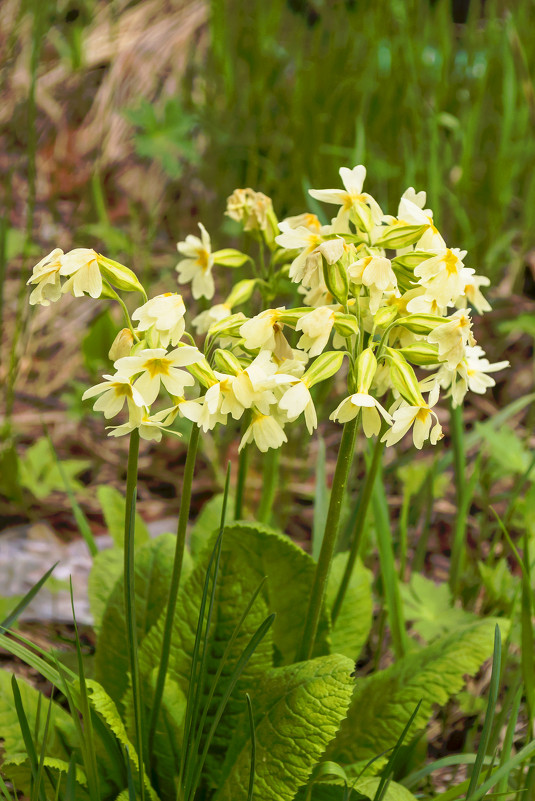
xmin=11 ymin=675 xmax=47 ymax=801
xmin=496 ymin=684 xmax=523 ymax=797
xmin=312 ymin=436 xmax=328 ymax=560
xmin=373 ymin=700 xmax=421 ymax=801
xmin=33 ymin=694 xmax=55 ymax=801
xmin=0 ymin=561 xmax=59 ymax=631
xmin=466 ymin=624 xmax=502 ymax=798
xmin=402 ymin=753 xmax=493 ymax=789
xmin=0 ymin=773 xmax=14 ymax=801
xmin=245 ymin=693 xmax=256 ymax=801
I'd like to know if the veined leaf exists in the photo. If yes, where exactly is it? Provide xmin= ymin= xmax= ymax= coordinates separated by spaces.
xmin=326 ymin=552 xmax=373 ymax=661
xmin=329 ymin=619 xmax=507 ymax=771
xmin=216 ymin=654 xmax=355 ymax=801
xmin=95 ymin=533 xmax=192 ymax=703
xmin=400 ymin=574 xmax=477 ymax=642
xmin=88 ymin=547 xmax=123 ymax=632
xmin=97 ymin=485 xmax=150 ymax=549
xmin=301 ymin=776 xmax=417 ymax=800
xmin=2 ymin=755 xmax=89 ymax=801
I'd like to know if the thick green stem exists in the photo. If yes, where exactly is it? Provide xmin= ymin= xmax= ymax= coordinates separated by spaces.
xmin=449 ymin=402 xmax=466 ymax=597
xmin=235 ymin=441 xmax=249 ymax=520
xmin=124 ymin=429 xmax=146 ymax=801
xmin=148 ymin=424 xmax=200 ymax=758
xmin=257 ymin=446 xmax=279 ymax=524
xmin=331 ymin=436 xmax=385 ymax=624
xmin=296 ymin=417 xmax=359 ymax=663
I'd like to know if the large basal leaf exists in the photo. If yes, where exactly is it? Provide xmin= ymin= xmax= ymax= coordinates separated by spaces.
xmin=138 ymin=524 xmax=275 ymax=788
xmin=0 ymin=668 xmax=78 ymax=767
xmin=88 ymin=546 xmax=123 ymax=633
xmin=2 ymin=755 xmax=89 ymax=801
xmin=400 ymin=573 xmax=478 ymax=643
xmin=97 ymin=485 xmax=150 ymax=548
xmin=189 ymin=493 xmax=228 ymax=560
xmin=326 ymin=553 xmax=373 ymax=661
xmin=86 ymin=679 xmax=159 ymax=801
xmin=95 ymin=533 xmax=192 ymax=703
xmin=300 ymin=776 xmax=417 ymax=801
xmin=216 ymin=654 xmax=355 ymax=801
xmin=329 ymin=619 xmax=506 ymax=770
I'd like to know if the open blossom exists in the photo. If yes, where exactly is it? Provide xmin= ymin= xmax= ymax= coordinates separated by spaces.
xmin=439 ymin=345 xmax=509 ymax=407
xmin=330 ymin=392 xmax=392 ymax=437
xmin=239 ymin=409 xmax=288 ymax=452
xmin=82 ymin=374 xmax=145 ymax=419
xmin=295 ymin=307 xmax=335 ymax=357
xmin=309 ymin=165 xmax=383 ymax=230
xmin=428 ymin=309 xmax=476 ymax=369
xmin=278 ymin=380 xmax=317 ymax=433
xmin=382 ymin=401 xmax=442 ymax=450
xmin=275 ymin=222 xmax=325 ymax=285
xmin=414 ymin=248 xmax=474 ymax=307
xmin=60 ymin=248 xmax=102 ymax=299
xmin=179 ymin=387 xmax=229 ymax=431
xmin=349 ymin=255 xmax=398 ymax=314
xmin=456 ymin=274 xmax=491 ymax=315
xmin=27 ymin=248 xmax=64 ymax=306
xmin=114 ymin=346 xmax=202 ymax=406
xmin=397 ymin=191 xmax=446 ymax=250
xmin=132 ymin=293 xmax=186 ymax=348
xmin=176 ymin=223 xmax=215 ymax=299
xmin=240 ymin=308 xmax=293 ymax=359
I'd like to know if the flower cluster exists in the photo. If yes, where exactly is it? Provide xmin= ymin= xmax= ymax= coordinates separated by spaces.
xmin=28 ymin=165 xmax=508 ymax=450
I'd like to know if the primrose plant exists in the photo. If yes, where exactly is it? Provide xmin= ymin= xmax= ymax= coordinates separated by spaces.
xmin=0 ymin=166 xmax=509 ymax=801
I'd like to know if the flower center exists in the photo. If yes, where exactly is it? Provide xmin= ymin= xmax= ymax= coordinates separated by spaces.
xmin=143 ymin=358 xmax=172 ymax=378
xmin=416 ymin=407 xmax=430 ymax=424
xmin=196 ymin=248 xmax=210 ymax=272
xmin=443 ymin=250 xmax=459 ymax=275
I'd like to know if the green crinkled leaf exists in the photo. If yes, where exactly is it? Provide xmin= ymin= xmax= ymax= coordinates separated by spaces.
xmin=326 ymin=553 xmax=373 ymax=660
xmin=329 ymin=619 xmax=507 ymax=771
xmin=217 ymin=654 xmax=355 ymax=801
xmin=97 ymin=485 xmax=150 ymax=549
xmin=86 ymin=679 xmax=158 ymax=801
xmin=95 ymin=533 xmax=192 ymax=703
xmin=88 ymin=546 xmax=124 ymax=633
xmin=301 ymin=776 xmax=417 ymax=801
xmin=190 ymin=493 xmax=227 ymax=560
xmin=0 ymin=668 xmax=78 ymax=767
xmin=400 ymin=574 xmax=477 ymax=642
xmin=2 ymin=755 xmax=89 ymax=801
xmin=139 ymin=524 xmax=274 ymax=789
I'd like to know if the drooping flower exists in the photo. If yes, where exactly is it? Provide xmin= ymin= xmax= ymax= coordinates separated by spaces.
xmin=414 ymin=248 xmax=474 ymax=308
xmin=278 ymin=380 xmax=317 ymax=434
xmin=107 ymin=404 xmax=180 ymax=442
xmin=295 ymin=306 xmax=336 ymax=357
xmin=239 ymin=409 xmax=288 ymax=452
xmin=382 ymin=401 xmax=442 ymax=450
xmin=27 ymin=248 xmax=64 ymax=306
xmin=176 ymin=223 xmax=215 ymax=299
xmin=60 ymin=248 xmax=102 ymax=299
xmin=428 ymin=309 xmax=476 ymax=369
xmin=330 ymin=392 xmax=392 ymax=437
xmin=132 ymin=293 xmax=186 ymax=348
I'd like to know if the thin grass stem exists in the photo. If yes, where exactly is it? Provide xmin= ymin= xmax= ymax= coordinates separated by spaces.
xmin=257 ymin=445 xmax=279 ymax=524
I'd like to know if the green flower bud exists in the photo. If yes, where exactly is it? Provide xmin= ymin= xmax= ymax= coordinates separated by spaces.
xmin=97 ymin=255 xmax=145 ymax=294
xmin=187 ymin=357 xmax=218 ymax=388
xmin=357 ymin=348 xmax=377 ymax=393
xmin=399 ymin=342 xmax=441 ymax=366
xmin=373 ymin=224 xmax=428 ymax=249
xmin=302 ymin=351 xmax=346 ymax=388
xmin=399 ymin=313 xmax=445 ymax=334
xmin=333 ymin=312 xmax=359 ymax=338
xmin=386 ymin=348 xmax=424 ymax=406
xmin=373 ymin=305 xmax=398 ymax=328
xmin=392 ymin=251 xmax=434 ymax=269
xmin=208 ymin=312 xmax=246 ymax=338
xmin=108 ymin=328 xmax=134 ymax=361
xmin=212 ymin=248 xmax=250 ymax=267
xmin=225 ymin=279 xmax=257 ymax=308
xmin=323 ymin=260 xmax=349 ymax=305
xmin=213 ymin=349 xmax=242 ymax=375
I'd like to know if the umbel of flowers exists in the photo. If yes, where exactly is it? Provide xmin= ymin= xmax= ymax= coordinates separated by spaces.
xmin=28 ymin=165 xmax=508 ymax=451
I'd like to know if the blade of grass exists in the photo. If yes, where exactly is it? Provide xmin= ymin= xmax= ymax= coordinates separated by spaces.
xmin=0 ymin=561 xmax=59 ymax=630
xmin=63 ymin=753 xmax=77 ymax=801
xmin=245 ymin=693 xmax=256 ymax=801
xmin=33 ymin=695 xmax=56 ymax=801
xmin=496 ymin=684 xmax=523 ymax=796
xmin=312 ymin=436 xmax=328 ymax=560
xmin=373 ymin=701 xmax=422 ymax=801
xmin=257 ymin=443 xmax=279 ymax=524
xmin=466 ymin=624 xmax=502 ymax=798
xmin=11 ymin=675 xmax=47 ymax=801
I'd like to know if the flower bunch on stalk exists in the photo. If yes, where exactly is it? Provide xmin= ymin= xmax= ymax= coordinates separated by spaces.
xmin=27 ymin=166 xmax=508 ymax=450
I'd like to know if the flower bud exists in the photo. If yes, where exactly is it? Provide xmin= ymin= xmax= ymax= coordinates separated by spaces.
xmin=333 ymin=312 xmax=359 ymax=338
xmin=97 ymin=255 xmax=145 ymax=294
xmin=386 ymin=348 xmax=425 ymax=406
xmin=399 ymin=313 xmax=445 ymax=335
xmin=108 ymin=328 xmax=134 ymax=361
xmin=213 ymin=349 xmax=242 ymax=376
xmin=207 ymin=312 xmax=247 ymax=338
xmin=373 ymin=305 xmax=398 ymax=328
xmin=187 ymin=357 xmax=218 ymax=388
xmin=392 ymin=251 xmax=434 ymax=269
xmin=399 ymin=342 xmax=441 ymax=366
xmin=374 ymin=224 xmax=428 ymax=249
xmin=225 ymin=279 xmax=257 ymax=308
xmin=323 ymin=260 xmax=349 ymax=305
xmin=211 ymin=248 xmax=250 ymax=268
xmin=356 ymin=348 xmax=377 ymax=394
xmin=302 ymin=351 xmax=346 ymax=388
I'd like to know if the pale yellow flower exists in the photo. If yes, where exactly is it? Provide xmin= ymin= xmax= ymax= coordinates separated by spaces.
xmin=239 ymin=410 xmax=288 ymax=452
xmin=107 ymin=404 xmax=179 ymax=442
xmin=132 ymin=293 xmax=186 ymax=348
xmin=82 ymin=374 xmax=144 ymax=419
xmin=27 ymin=248 xmax=64 ymax=306
xmin=114 ymin=346 xmax=202 ymax=406
xmin=309 ymin=165 xmax=383 ymax=230
xmin=176 ymin=223 xmax=215 ymax=299
xmin=295 ymin=306 xmax=336 ymax=356
xmin=60 ymin=248 xmax=102 ymax=298
xmin=382 ymin=402 xmax=442 ymax=450
xmin=427 ymin=309 xmax=475 ymax=368
xmin=330 ymin=393 xmax=392 ymax=437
